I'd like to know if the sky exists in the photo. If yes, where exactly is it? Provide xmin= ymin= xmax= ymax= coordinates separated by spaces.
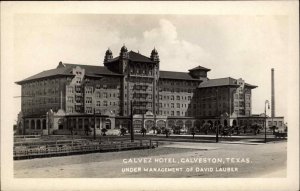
xmin=12 ymin=14 xmax=292 ymax=123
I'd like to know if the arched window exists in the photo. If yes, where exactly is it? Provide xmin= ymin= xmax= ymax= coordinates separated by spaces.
xmin=31 ymin=120 xmax=35 ymax=129
xmin=36 ymin=120 xmax=41 ymax=129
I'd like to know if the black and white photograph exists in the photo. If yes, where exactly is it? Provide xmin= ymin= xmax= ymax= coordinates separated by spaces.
xmin=1 ymin=1 xmax=299 ymax=191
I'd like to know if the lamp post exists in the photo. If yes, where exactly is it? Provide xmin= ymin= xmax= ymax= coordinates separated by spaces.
xmin=264 ymin=100 xmax=270 ymax=143
xmin=216 ymin=89 xmax=219 ymax=143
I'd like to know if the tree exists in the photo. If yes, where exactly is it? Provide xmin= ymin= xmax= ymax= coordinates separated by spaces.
xmin=250 ymin=124 xmax=262 ymax=135
xmin=141 ymin=127 xmax=146 ymax=137
xmin=269 ymin=126 xmax=278 ymax=135
xmin=202 ymin=122 xmax=210 ymax=135
xmin=151 ymin=126 xmax=156 ymax=134
xmin=164 ymin=128 xmax=171 ymax=138
xmin=284 ymin=124 xmax=288 ymax=132
xmin=120 ymin=127 xmax=127 ymax=136
xmin=156 ymin=128 xmax=162 ymax=134
xmin=190 ymin=127 xmax=196 ymax=139
xmin=84 ymin=126 xmax=90 ymax=136
xmin=101 ymin=128 xmax=107 ymax=136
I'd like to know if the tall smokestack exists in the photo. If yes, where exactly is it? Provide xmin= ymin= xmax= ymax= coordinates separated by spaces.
xmin=271 ymin=68 xmax=275 ymax=117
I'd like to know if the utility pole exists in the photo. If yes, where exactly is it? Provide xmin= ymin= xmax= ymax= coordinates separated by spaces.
xmin=130 ymin=100 xmax=134 ymax=142
xmin=216 ymin=89 xmax=219 ymax=143
xmin=264 ymin=100 xmax=270 ymax=143
xmin=23 ymin=117 xmax=26 ymax=135
xmin=94 ymin=108 xmax=96 ymax=140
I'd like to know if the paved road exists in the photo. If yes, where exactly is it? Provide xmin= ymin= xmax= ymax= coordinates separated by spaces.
xmin=14 ymin=141 xmax=286 ymax=178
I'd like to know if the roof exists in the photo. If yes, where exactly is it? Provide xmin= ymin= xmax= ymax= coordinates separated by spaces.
xmin=189 ymin=65 xmax=211 ymax=71
xmin=106 ymin=51 xmax=155 ymax=64
xmin=199 ymin=77 xmax=240 ymax=88
xmin=15 ymin=67 xmax=75 ymax=84
xmin=199 ymin=77 xmax=257 ymax=88
xmin=16 ymin=62 xmax=123 ymax=84
xmin=63 ymin=63 xmax=123 ymax=76
xmin=159 ymin=71 xmax=201 ymax=81
xmin=244 ymin=83 xmax=258 ymax=88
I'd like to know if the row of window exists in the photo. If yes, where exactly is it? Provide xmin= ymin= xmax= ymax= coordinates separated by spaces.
xmin=95 ymin=84 xmax=120 ymax=89
xmin=159 ymin=95 xmax=192 ymax=101
xmin=23 ymin=97 xmax=60 ymax=105
xmin=23 ymin=87 xmax=60 ymax=96
xmin=158 ymin=80 xmax=198 ymax=87
xmin=268 ymin=121 xmax=283 ymax=126
xmin=23 ymin=79 xmax=60 ymax=88
xmin=126 ymin=85 xmax=153 ymax=91
xmin=159 ymin=87 xmax=194 ymax=93
xmin=96 ymin=92 xmax=119 ymax=98
xmin=23 ymin=106 xmax=59 ymax=114
xmin=159 ymin=102 xmax=197 ymax=109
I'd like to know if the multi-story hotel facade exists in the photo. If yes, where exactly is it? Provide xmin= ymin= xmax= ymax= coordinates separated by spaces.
xmin=16 ymin=45 xmax=259 ymax=135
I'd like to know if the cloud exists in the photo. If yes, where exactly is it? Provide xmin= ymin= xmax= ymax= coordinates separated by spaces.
xmin=141 ymin=19 xmax=213 ymax=71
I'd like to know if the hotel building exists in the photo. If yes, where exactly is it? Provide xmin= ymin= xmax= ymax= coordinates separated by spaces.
xmin=16 ymin=45 xmax=259 ymax=135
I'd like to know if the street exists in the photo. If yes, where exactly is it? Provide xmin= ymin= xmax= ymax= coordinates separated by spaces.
xmin=14 ymin=141 xmax=286 ymax=178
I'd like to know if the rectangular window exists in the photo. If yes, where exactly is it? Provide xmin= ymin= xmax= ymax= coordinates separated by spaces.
xmin=76 ymin=77 xmax=81 ymax=84
xmin=188 ymin=96 xmax=191 ymax=100
xmin=171 ymin=111 xmax=174 ymax=116
xmin=86 ymin=97 xmax=92 ymax=104
xmin=68 ymin=87 xmax=74 ymax=93
xmin=67 ymin=96 xmax=73 ymax=103
xmin=67 ymin=106 xmax=73 ymax=113
xmin=96 ymin=101 xmax=101 ymax=107
xmin=103 ymin=101 xmax=107 ymax=106
xmin=85 ymin=107 xmax=92 ymax=114
xmin=75 ymin=96 xmax=82 ymax=103
xmin=177 ymin=103 xmax=180 ymax=108
xmin=75 ymin=86 xmax=81 ymax=93
xmin=177 ymin=111 xmax=180 ymax=116
xmin=171 ymin=103 xmax=174 ymax=108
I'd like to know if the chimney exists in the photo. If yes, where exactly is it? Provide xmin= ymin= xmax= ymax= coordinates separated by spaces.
xmin=271 ymin=68 xmax=275 ymax=117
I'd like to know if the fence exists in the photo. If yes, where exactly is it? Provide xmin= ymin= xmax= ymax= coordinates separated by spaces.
xmin=14 ymin=139 xmax=158 ymax=160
